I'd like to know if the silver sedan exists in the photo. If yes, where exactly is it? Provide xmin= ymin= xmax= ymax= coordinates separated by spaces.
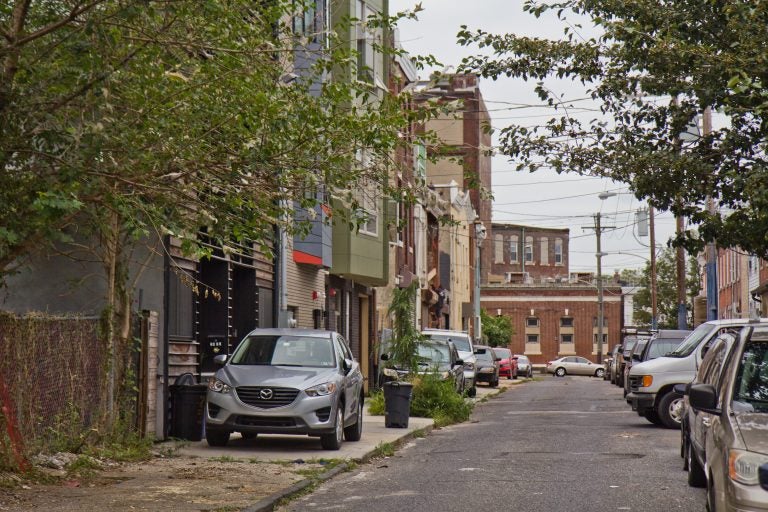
xmin=546 ymin=356 xmax=605 ymax=378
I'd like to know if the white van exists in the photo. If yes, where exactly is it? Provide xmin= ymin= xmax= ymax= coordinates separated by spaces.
xmin=626 ymin=318 xmax=768 ymax=429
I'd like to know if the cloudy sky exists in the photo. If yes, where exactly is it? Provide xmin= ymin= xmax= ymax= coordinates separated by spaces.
xmin=390 ymin=0 xmax=679 ymax=274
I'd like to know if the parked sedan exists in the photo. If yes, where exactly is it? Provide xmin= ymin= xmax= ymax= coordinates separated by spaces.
xmin=515 ymin=354 xmax=533 ymax=378
xmin=205 ymin=329 xmax=365 ymax=450
xmin=493 ymin=347 xmax=518 ymax=379
xmin=546 ymin=356 xmax=604 ymax=378
xmin=474 ymin=345 xmax=500 ymax=387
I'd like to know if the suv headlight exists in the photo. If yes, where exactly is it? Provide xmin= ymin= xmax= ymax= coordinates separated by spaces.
xmin=729 ymin=449 xmax=768 ymax=485
xmin=306 ymin=382 xmax=337 ymax=397
xmin=208 ymin=378 xmax=231 ymax=394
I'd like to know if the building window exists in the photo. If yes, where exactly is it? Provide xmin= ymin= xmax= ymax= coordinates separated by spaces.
xmin=540 ymin=237 xmax=549 ymax=265
xmin=560 ymin=317 xmax=574 ymax=327
xmin=526 ymin=334 xmax=539 ymax=344
xmin=525 ymin=236 xmax=534 ymax=263
xmin=292 ymin=0 xmax=320 ymax=41
xmin=509 ymin=235 xmax=518 ymax=263
xmin=414 ymin=143 xmax=426 ymax=181
xmin=593 ymin=333 xmax=608 ymax=344
xmin=592 ymin=317 xmax=608 ymax=327
xmin=494 ymin=234 xmax=504 ymax=264
xmin=355 ymin=150 xmax=378 ymax=236
xmin=526 ymin=317 xmax=539 ymax=328
xmin=560 ymin=334 xmax=573 ymax=343
xmin=555 ymin=238 xmax=563 ymax=265
xmin=355 ymin=0 xmax=378 ymax=84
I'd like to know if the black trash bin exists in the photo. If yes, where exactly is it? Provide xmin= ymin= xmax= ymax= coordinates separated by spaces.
xmin=169 ymin=375 xmax=208 ymax=441
xmin=383 ymin=381 xmax=413 ymax=428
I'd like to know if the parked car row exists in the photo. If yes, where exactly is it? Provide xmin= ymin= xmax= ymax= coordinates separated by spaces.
xmin=606 ymin=318 xmax=768 ymax=511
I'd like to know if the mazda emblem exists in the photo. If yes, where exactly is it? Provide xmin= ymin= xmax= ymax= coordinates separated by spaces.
xmin=259 ymin=388 xmax=273 ymax=400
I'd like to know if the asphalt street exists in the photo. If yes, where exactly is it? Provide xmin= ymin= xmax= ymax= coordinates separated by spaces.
xmin=277 ymin=374 xmax=707 ymax=512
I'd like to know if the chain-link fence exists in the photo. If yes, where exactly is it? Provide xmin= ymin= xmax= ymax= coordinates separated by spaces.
xmin=0 ymin=312 xmax=107 ymax=471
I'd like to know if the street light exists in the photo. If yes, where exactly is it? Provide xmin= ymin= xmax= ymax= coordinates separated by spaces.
xmin=473 ymin=219 xmax=487 ymax=343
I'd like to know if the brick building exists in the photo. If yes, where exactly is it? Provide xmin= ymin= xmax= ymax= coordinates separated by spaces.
xmin=480 ymin=222 xmax=622 ymax=364
xmin=489 ymin=223 xmax=570 ymax=284
xmin=481 ymin=283 xmax=623 ymax=365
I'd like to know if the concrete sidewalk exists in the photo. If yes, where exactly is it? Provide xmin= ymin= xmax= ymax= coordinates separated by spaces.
xmin=1 ymin=379 xmax=525 ymax=512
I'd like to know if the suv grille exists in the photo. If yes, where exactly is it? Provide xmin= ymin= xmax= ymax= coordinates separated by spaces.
xmin=629 ymin=375 xmax=643 ymax=392
xmin=235 ymin=387 xmax=299 ymax=409
xmin=235 ymin=416 xmax=296 ymax=428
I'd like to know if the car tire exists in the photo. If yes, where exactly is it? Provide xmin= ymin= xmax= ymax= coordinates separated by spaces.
xmin=528 ymin=369 xmax=533 ymax=378
xmin=321 ymin=406 xmax=344 ymax=450
xmin=206 ymin=430 xmax=230 ymax=447
xmin=555 ymin=367 xmax=566 ymax=377
xmin=644 ymin=410 xmax=664 ymax=426
xmin=595 ymin=368 xmax=605 ymax=378
xmin=490 ymin=377 xmax=498 ymax=388
xmin=343 ymin=399 xmax=363 ymax=442
xmin=512 ymin=371 xmax=518 ymax=380
xmin=507 ymin=374 xmax=512 ymax=380
xmin=467 ymin=386 xmax=477 ymax=398
xmin=658 ymin=391 xmax=684 ymax=429
xmin=687 ymin=440 xmax=707 ymax=488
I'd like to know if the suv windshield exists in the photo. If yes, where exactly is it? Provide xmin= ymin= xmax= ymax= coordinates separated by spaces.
xmin=230 ymin=335 xmax=335 ymax=368
xmin=666 ymin=323 xmax=713 ymax=357
xmin=416 ymin=342 xmax=450 ymax=368
xmin=425 ymin=333 xmax=471 ymax=352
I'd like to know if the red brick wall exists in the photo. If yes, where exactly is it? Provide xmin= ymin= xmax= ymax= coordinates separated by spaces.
xmin=481 ymin=285 xmax=623 ymax=364
xmin=490 ymin=224 xmax=570 ymax=282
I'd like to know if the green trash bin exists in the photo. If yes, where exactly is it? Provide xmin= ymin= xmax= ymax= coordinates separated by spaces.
xmin=383 ymin=381 xmax=412 ymax=428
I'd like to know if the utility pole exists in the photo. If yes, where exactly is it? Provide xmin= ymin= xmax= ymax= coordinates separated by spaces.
xmin=649 ymin=205 xmax=658 ymax=330
xmin=703 ymin=107 xmax=718 ymax=320
xmin=584 ymin=212 xmax=615 ymax=364
xmin=677 ymin=212 xmax=687 ymax=329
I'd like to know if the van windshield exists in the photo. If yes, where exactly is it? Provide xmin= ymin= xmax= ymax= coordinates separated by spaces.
xmin=666 ymin=323 xmax=713 ymax=357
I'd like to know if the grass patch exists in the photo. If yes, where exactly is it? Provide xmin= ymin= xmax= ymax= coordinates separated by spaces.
xmin=208 ymin=456 xmax=237 ymax=463
xmin=412 ymin=428 xmax=426 ymax=438
xmin=66 ymin=455 xmax=102 ymax=478
xmin=371 ymin=441 xmax=395 ymax=458
xmin=367 ymin=391 xmax=385 ymax=415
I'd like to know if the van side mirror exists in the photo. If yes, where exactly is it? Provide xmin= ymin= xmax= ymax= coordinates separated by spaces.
xmin=759 ymin=463 xmax=768 ymax=491
xmin=689 ymin=383 xmax=721 ymax=415
xmin=631 ymin=353 xmax=641 ymax=362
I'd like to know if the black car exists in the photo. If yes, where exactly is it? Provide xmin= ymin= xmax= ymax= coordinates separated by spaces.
xmin=473 ymin=345 xmax=500 ymax=387
xmin=615 ymin=332 xmax=651 ymax=386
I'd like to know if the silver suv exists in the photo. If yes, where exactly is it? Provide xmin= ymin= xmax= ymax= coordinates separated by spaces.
xmin=205 ymin=329 xmax=364 ymax=450
xmin=688 ymin=323 xmax=768 ymax=511
xmin=422 ymin=329 xmax=477 ymax=397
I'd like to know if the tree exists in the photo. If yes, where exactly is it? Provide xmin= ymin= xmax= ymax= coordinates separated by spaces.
xmin=481 ymin=308 xmax=513 ymax=347
xmin=1 ymin=1 xmax=436 ymax=427
xmin=458 ymin=0 xmax=768 ymax=259
xmin=630 ymin=249 xmax=701 ymax=329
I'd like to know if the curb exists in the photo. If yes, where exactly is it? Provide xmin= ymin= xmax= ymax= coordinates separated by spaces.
xmin=241 ymin=422 xmax=435 ymax=512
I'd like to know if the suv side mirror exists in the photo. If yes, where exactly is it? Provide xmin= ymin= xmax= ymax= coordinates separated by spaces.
xmin=213 ymin=354 xmax=228 ymax=365
xmin=342 ymin=358 xmax=353 ymax=374
xmin=689 ymin=383 xmax=721 ymax=415
xmin=455 ymin=358 xmax=464 ymax=367
xmin=631 ymin=353 xmax=641 ymax=362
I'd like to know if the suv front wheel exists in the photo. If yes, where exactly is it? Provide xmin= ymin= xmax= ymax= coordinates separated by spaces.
xmin=321 ymin=406 xmax=344 ymax=450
